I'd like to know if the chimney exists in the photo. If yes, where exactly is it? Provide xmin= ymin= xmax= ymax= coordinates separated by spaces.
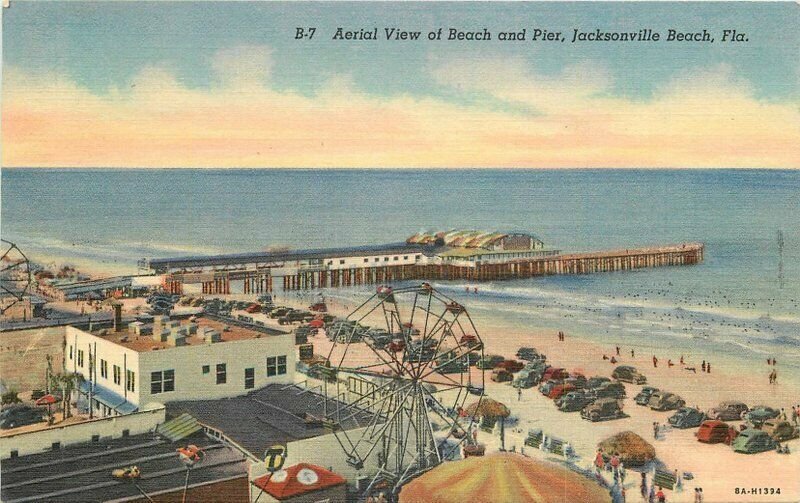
xmin=113 ymin=304 xmax=123 ymax=332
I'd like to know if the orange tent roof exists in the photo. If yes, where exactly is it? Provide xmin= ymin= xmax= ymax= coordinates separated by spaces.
xmin=252 ymin=463 xmax=346 ymax=500
xmin=399 ymin=452 xmax=609 ymax=503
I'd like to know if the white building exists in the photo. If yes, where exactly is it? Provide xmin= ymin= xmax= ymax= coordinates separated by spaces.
xmin=65 ymin=315 xmax=295 ymax=416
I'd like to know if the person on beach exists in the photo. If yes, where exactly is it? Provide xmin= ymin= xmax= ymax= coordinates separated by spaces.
xmin=616 ymin=346 xmax=620 ymax=356
xmin=517 ymin=387 xmax=522 ymax=401
xmin=648 ymin=484 xmax=656 ymax=503
xmin=707 ymin=362 xmax=711 ymax=373
xmin=792 ymin=405 xmax=798 ymax=425
xmin=680 ymin=355 xmax=684 ymax=365
xmin=611 ymin=356 xmax=618 ymax=364
xmin=674 ymin=470 xmax=683 ymax=493
xmin=595 ymin=449 xmax=605 ymax=474
xmin=653 ymin=356 xmax=658 ymax=368
xmin=668 ymin=359 xmax=674 ymax=368
xmin=653 ymin=422 xmax=659 ymax=440
xmin=694 ymin=488 xmax=700 ymax=503
xmin=701 ymin=360 xmax=706 ymax=372
xmin=656 ymin=486 xmax=666 ymax=503
xmin=631 ymin=349 xmax=635 ymax=358
xmin=640 ymin=473 xmax=649 ymax=501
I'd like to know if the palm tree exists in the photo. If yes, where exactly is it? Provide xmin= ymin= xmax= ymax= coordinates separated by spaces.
xmin=49 ymin=372 xmax=85 ymax=420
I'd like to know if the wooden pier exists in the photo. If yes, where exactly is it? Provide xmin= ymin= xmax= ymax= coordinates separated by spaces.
xmin=165 ymin=243 xmax=703 ymax=294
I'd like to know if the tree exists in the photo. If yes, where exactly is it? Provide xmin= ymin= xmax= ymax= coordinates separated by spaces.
xmin=49 ymin=372 xmax=85 ymax=419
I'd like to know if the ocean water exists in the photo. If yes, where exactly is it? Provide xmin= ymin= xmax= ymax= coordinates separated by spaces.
xmin=2 ymin=168 xmax=799 ymax=366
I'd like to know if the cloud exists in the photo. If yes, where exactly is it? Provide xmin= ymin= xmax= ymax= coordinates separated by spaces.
xmin=2 ymin=49 xmax=799 ymax=168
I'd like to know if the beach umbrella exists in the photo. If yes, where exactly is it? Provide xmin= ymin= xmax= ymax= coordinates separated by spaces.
xmin=598 ymin=431 xmax=656 ymax=467
xmin=464 ymin=397 xmax=510 ymax=419
xmin=399 ymin=452 xmax=609 ymax=503
xmin=308 ymin=319 xmax=324 ymax=329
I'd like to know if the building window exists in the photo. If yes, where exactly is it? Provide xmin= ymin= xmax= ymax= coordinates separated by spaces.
xmin=126 ymin=370 xmax=135 ymax=392
xmin=384 ymin=257 xmax=389 ymax=262
xmin=202 ymin=365 xmax=210 ymax=374
xmin=216 ymin=364 xmax=227 ymax=384
xmin=100 ymin=359 xmax=108 ymax=379
xmin=10 ymin=450 xmax=18 ymax=458
xmin=393 ymin=256 xmax=399 ymax=261
xmin=363 ymin=258 xmax=369 ymax=263
xmin=113 ymin=365 xmax=121 ymax=385
xmin=403 ymin=256 xmax=408 ymax=260
xmin=339 ymin=259 xmax=345 ymax=264
xmin=77 ymin=350 xmax=84 ymax=367
xmin=151 ymin=370 xmax=175 ymax=394
xmin=245 ymin=368 xmax=255 ymax=389
xmin=69 ymin=345 xmax=73 ymax=360
xmin=327 ymin=260 xmax=333 ymax=266
xmin=374 ymin=258 xmax=379 ymax=262
xmin=268 ymin=356 xmax=288 ymax=376
xmin=51 ymin=442 xmax=61 ymax=450
xmin=92 ymin=434 xmax=100 ymax=442
xmin=122 ymin=429 xmax=130 ymax=437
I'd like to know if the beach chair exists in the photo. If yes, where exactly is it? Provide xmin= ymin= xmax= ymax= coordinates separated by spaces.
xmin=653 ymin=468 xmax=677 ymax=490
xmin=525 ymin=429 xmax=544 ymax=448
xmin=549 ymin=437 xmax=565 ymax=456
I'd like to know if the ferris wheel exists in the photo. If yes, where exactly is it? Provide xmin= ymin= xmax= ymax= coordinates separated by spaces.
xmin=323 ymin=283 xmax=485 ymax=498
xmin=1 ymin=240 xmax=32 ymax=314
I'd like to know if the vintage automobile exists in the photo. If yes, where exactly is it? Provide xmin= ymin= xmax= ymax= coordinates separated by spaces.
xmin=556 ymin=390 xmax=596 ymax=412
xmin=269 ymin=306 xmax=291 ymax=318
xmin=516 ymin=347 xmax=546 ymax=362
xmin=564 ymin=375 xmax=587 ymax=389
xmin=0 ymin=405 xmax=43 ymax=429
xmin=585 ymin=376 xmax=611 ymax=389
xmin=593 ymin=381 xmax=627 ymax=399
xmin=744 ymin=406 xmax=780 ymax=427
xmin=668 ymin=407 xmax=707 ymax=429
xmin=460 ymin=334 xmax=480 ymax=348
xmin=648 ymin=391 xmax=685 ymax=411
xmin=491 ymin=368 xmax=514 ymax=383
xmin=436 ymin=352 xmax=469 ymax=374
xmin=634 ymin=386 xmax=660 ymax=406
xmin=708 ymin=401 xmax=749 ymax=421
xmin=538 ymin=379 xmax=562 ymax=396
xmin=732 ymin=429 xmax=777 ymax=454
xmin=696 ymin=420 xmax=736 ymax=444
xmin=761 ymin=419 xmax=800 ymax=442
xmin=496 ymin=360 xmax=524 ymax=373
xmin=581 ymin=398 xmax=626 ymax=422
xmin=548 ymin=383 xmax=577 ymax=400
xmin=476 ymin=354 xmax=505 ymax=370
xmin=512 ymin=370 xmax=538 ymax=389
xmin=542 ymin=367 xmax=570 ymax=382
xmin=612 ymin=365 xmax=647 ymax=384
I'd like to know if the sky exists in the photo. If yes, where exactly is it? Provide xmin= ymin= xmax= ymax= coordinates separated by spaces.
xmin=2 ymin=1 xmax=799 ymax=168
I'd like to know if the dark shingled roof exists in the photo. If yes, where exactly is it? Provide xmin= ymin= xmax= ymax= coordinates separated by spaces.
xmin=167 ymin=384 xmax=374 ymax=459
xmin=0 ymin=431 xmax=248 ymax=503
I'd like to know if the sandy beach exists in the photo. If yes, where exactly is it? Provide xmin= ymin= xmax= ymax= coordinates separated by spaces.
xmin=270 ymin=289 xmax=800 ymax=502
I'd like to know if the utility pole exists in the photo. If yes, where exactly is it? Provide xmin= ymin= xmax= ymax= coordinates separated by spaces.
xmin=777 ymin=230 xmax=784 ymax=290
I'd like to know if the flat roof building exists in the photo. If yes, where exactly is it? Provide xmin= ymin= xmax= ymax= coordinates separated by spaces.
xmin=66 ymin=315 xmax=295 ymax=416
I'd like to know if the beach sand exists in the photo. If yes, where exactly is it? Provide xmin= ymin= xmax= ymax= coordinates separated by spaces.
xmin=272 ymin=290 xmax=800 ymax=503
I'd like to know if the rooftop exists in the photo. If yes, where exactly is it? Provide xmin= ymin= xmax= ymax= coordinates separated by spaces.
xmin=437 ymin=247 xmax=558 ymax=258
xmin=148 ymin=242 xmax=429 ymax=271
xmin=0 ymin=431 xmax=248 ymax=503
xmin=167 ymin=384 xmax=374 ymax=459
xmin=86 ymin=314 xmax=288 ymax=353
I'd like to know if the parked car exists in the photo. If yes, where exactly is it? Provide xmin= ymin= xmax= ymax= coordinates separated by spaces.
xmin=476 ymin=355 xmax=505 ymax=370
xmin=668 ymin=407 xmax=707 ymax=429
xmin=612 ymin=365 xmax=647 ymax=384
xmin=761 ymin=419 xmax=800 ymax=442
xmin=542 ymin=367 xmax=569 ymax=382
xmin=708 ymin=401 xmax=749 ymax=421
xmin=491 ymin=368 xmax=514 ymax=383
xmin=269 ymin=306 xmax=291 ymax=318
xmin=436 ymin=351 xmax=469 ymax=374
xmin=512 ymin=370 xmax=538 ymax=389
xmin=585 ymin=376 xmax=611 ymax=390
xmin=696 ymin=420 xmax=736 ymax=444
xmin=538 ymin=379 xmax=563 ymax=397
xmin=557 ymin=390 xmax=596 ymax=412
xmin=565 ymin=375 xmax=587 ymax=389
xmin=634 ymin=386 xmax=660 ymax=406
xmin=732 ymin=429 xmax=777 ymax=454
xmin=0 ymin=405 xmax=43 ymax=429
xmin=496 ymin=360 xmax=524 ymax=373
xmin=244 ymin=303 xmax=261 ymax=313
xmin=516 ymin=347 xmax=546 ymax=362
xmin=548 ymin=383 xmax=576 ymax=400
xmin=460 ymin=334 xmax=480 ymax=349
xmin=648 ymin=392 xmax=685 ymax=411
xmin=581 ymin=398 xmax=626 ymax=422
xmin=593 ymin=381 xmax=626 ymax=399
xmin=745 ymin=406 xmax=780 ymax=428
